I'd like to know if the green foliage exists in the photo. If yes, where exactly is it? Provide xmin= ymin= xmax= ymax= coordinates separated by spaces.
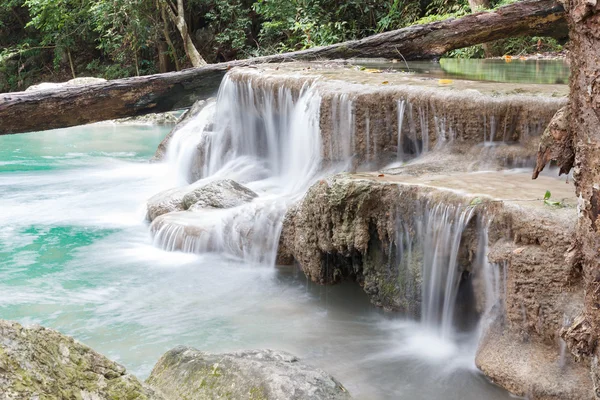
xmin=0 ymin=0 xmax=567 ymax=92
xmin=425 ymin=0 xmax=470 ymax=16
xmin=253 ymin=0 xmax=422 ymax=51
xmin=543 ymin=190 xmax=564 ymax=207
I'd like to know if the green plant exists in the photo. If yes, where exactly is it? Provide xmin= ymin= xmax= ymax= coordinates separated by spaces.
xmin=543 ymin=190 xmax=564 ymax=207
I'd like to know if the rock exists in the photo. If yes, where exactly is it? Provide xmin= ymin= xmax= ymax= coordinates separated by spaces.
xmin=0 ymin=320 xmax=162 ymax=400
xmin=113 ymin=112 xmax=180 ymax=125
xmin=476 ymin=326 xmax=593 ymax=400
xmin=146 ymin=347 xmax=351 ymax=400
xmin=26 ymin=77 xmax=107 ymax=92
xmin=183 ymin=179 xmax=258 ymax=211
xmin=146 ymin=179 xmax=257 ymax=222
xmin=146 ymin=187 xmax=189 ymax=221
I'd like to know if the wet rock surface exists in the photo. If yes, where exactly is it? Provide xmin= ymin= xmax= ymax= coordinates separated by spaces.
xmin=146 ymin=347 xmax=351 ymax=400
xmin=112 ymin=112 xmax=179 ymax=125
xmin=0 ymin=320 xmax=161 ymax=400
xmin=147 ymin=186 xmax=189 ymax=221
xmin=184 ymin=179 xmax=258 ymax=211
xmin=476 ymin=327 xmax=593 ymax=400
xmin=146 ymin=179 xmax=257 ymax=221
xmin=281 ymin=168 xmax=589 ymax=398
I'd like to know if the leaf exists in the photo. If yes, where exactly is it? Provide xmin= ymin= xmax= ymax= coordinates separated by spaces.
xmin=544 ymin=199 xmax=564 ymax=208
xmin=544 ymin=190 xmax=551 ymax=200
xmin=470 ymin=197 xmax=483 ymax=206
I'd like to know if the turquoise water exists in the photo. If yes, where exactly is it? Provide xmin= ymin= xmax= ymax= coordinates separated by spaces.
xmin=0 ymin=124 xmax=512 ymax=399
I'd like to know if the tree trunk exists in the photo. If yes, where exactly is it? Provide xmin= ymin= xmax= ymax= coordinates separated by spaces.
xmin=468 ymin=0 xmax=491 ymax=11
xmin=0 ymin=0 xmax=567 ymax=135
xmin=157 ymin=41 xmax=172 ymax=73
xmin=556 ymin=0 xmax=600 ymax=375
xmin=67 ymin=50 xmax=76 ymax=79
xmin=468 ymin=0 xmax=493 ymax=56
xmin=160 ymin=3 xmax=181 ymax=71
xmin=163 ymin=0 xmax=206 ymax=67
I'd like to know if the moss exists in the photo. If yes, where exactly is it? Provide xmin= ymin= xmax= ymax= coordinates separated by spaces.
xmin=0 ymin=321 xmax=153 ymax=400
xmin=249 ymin=386 xmax=268 ymax=400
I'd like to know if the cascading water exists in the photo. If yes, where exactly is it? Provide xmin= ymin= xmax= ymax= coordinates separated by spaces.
xmin=393 ymin=202 xmax=487 ymax=339
xmin=157 ymin=70 xmax=506 ymax=342
xmin=153 ymin=72 xmax=326 ymax=264
xmin=165 ymin=100 xmax=216 ymax=185
xmin=419 ymin=204 xmax=475 ymax=338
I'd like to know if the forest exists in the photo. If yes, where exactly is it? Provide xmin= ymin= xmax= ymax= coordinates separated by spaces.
xmin=0 ymin=0 xmax=563 ymax=92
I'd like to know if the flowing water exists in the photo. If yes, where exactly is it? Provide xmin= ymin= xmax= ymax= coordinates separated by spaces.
xmin=0 ymin=75 xmax=517 ymax=399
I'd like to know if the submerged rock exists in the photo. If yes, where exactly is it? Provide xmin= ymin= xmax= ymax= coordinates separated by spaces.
xmin=146 ymin=347 xmax=351 ymax=400
xmin=183 ymin=179 xmax=258 ymax=211
xmin=146 ymin=179 xmax=257 ymax=221
xmin=0 ymin=320 xmax=161 ymax=399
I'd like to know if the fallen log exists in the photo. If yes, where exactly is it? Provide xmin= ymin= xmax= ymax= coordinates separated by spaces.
xmin=0 ymin=0 xmax=567 ymax=135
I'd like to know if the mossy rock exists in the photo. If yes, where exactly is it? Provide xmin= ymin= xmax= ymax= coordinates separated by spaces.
xmin=146 ymin=347 xmax=351 ymax=400
xmin=0 ymin=320 xmax=161 ymax=400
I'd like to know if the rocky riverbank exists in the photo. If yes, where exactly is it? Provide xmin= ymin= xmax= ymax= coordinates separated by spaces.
xmin=143 ymin=63 xmax=591 ymax=399
xmin=0 ymin=320 xmax=349 ymax=400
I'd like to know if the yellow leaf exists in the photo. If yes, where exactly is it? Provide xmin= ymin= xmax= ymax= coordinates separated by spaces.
xmin=438 ymin=79 xmax=453 ymax=85
xmin=382 ymin=81 xmax=389 ymax=85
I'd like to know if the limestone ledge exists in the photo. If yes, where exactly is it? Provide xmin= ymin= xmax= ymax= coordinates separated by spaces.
xmin=280 ymin=172 xmax=591 ymax=399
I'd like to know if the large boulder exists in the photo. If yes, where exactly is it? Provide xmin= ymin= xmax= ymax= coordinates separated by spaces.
xmin=146 ymin=347 xmax=351 ymax=400
xmin=0 ymin=320 xmax=162 ymax=400
xmin=147 ymin=187 xmax=189 ymax=221
xmin=183 ymin=179 xmax=258 ymax=211
xmin=146 ymin=179 xmax=257 ymax=222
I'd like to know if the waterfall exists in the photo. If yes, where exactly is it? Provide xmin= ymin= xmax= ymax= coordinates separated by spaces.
xmin=153 ymin=73 xmax=326 ymax=264
xmin=393 ymin=202 xmax=506 ymax=343
xmin=396 ymin=100 xmax=406 ymax=160
xmin=418 ymin=204 xmax=475 ymax=338
xmin=165 ymin=100 xmax=216 ymax=185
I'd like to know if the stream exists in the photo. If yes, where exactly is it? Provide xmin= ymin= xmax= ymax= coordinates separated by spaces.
xmin=0 ymin=122 xmax=513 ymax=399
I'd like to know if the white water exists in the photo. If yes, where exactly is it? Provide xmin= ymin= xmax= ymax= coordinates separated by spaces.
xmin=0 ymin=70 xmax=521 ymax=399
xmin=157 ymin=72 xmax=507 ymax=347
xmin=152 ymin=74 xmax=328 ymax=264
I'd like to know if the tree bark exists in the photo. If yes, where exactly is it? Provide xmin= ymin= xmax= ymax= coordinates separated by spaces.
xmin=553 ymin=0 xmax=600 ymax=374
xmin=160 ymin=3 xmax=181 ymax=71
xmin=162 ymin=0 xmax=206 ymax=67
xmin=0 ymin=0 xmax=567 ymax=135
